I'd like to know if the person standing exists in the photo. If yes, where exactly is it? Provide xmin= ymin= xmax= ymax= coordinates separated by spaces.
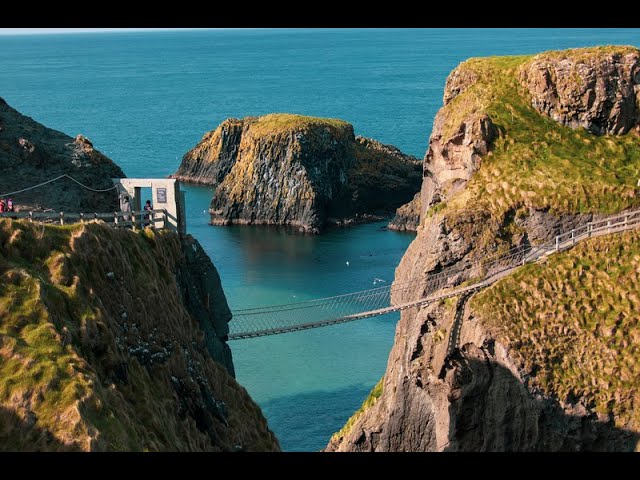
xmin=121 ymin=196 xmax=132 ymax=223
xmin=143 ymin=200 xmax=153 ymax=226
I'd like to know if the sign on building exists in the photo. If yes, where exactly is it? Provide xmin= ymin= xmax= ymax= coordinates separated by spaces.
xmin=156 ymin=188 xmax=167 ymax=204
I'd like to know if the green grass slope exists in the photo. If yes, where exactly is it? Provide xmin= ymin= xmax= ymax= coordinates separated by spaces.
xmin=471 ymin=229 xmax=640 ymax=431
xmin=443 ymin=47 xmax=640 ymax=221
xmin=0 ymin=219 xmax=278 ymax=451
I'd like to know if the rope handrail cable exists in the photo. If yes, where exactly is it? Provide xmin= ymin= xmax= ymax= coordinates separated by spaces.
xmin=0 ymin=174 xmax=118 ymax=197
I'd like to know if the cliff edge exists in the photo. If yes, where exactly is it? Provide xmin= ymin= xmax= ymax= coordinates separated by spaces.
xmin=327 ymin=46 xmax=640 ymax=452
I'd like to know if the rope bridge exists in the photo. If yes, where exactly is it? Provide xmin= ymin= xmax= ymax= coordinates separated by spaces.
xmin=228 ymin=208 xmax=640 ymax=340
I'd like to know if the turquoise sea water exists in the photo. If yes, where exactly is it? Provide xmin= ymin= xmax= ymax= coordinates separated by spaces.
xmin=1 ymin=28 xmax=638 ymax=451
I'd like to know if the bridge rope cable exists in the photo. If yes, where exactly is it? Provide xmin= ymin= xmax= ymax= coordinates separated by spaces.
xmin=0 ymin=174 xmax=118 ymax=197
xmin=229 ymin=212 xmax=640 ymax=339
xmin=232 ymin=241 xmax=536 ymax=315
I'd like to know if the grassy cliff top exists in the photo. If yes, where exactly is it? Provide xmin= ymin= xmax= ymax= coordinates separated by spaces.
xmin=0 ymin=219 xmax=277 ymax=451
xmin=470 ymin=229 xmax=640 ymax=430
xmin=247 ymin=113 xmax=352 ymax=136
xmin=442 ymin=46 xmax=640 ymax=218
xmin=529 ymin=45 xmax=639 ymax=61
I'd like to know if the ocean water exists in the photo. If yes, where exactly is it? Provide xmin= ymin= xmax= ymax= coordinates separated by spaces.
xmin=1 ymin=28 xmax=638 ymax=451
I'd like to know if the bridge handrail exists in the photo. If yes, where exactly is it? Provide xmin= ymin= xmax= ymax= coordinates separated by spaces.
xmin=0 ymin=209 xmax=171 ymax=229
xmin=232 ymin=207 xmax=640 ymax=316
xmin=554 ymin=209 xmax=640 ymax=249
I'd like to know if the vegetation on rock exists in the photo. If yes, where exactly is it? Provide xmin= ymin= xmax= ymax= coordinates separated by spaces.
xmin=176 ymin=113 xmax=422 ymax=233
xmin=0 ymin=219 xmax=278 ymax=451
xmin=330 ymin=377 xmax=383 ymax=443
xmin=471 ymin=229 xmax=640 ymax=431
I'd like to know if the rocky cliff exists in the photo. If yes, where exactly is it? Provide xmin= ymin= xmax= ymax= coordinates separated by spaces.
xmin=387 ymin=192 xmax=421 ymax=232
xmin=327 ymin=46 xmax=640 ymax=452
xmin=0 ymin=220 xmax=279 ymax=451
xmin=174 ymin=114 xmax=422 ymax=233
xmin=173 ymin=118 xmax=245 ymax=186
xmin=0 ymin=98 xmax=125 ymax=212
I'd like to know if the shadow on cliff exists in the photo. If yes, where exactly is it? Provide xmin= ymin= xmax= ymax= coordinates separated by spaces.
xmin=260 ymin=383 xmax=372 ymax=452
xmin=442 ymin=352 xmax=639 ymax=451
xmin=0 ymin=406 xmax=79 ymax=452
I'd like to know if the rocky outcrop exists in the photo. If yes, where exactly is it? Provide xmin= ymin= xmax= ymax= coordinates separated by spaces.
xmin=175 ymin=114 xmax=422 ymax=233
xmin=0 ymin=97 xmax=125 ymax=212
xmin=173 ymin=118 xmax=246 ymax=186
xmin=520 ymin=47 xmax=640 ymax=135
xmin=421 ymin=111 xmax=495 ymax=216
xmin=328 ymin=46 xmax=640 ymax=452
xmin=388 ymin=192 xmax=421 ymax=232
xmin=0 ymin=220 xmax=279 ymax=451
xmin=419 ymin=60 xmax=497 ymax=215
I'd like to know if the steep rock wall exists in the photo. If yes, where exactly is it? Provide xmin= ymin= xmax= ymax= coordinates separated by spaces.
xmin=519 ymin=47 xmax=640 ymax=135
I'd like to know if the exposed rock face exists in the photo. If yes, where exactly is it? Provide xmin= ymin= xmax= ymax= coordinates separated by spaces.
xmin=0 ymin=220 xmax=279 ymax=451
xmin=0 ymin=98 xmax=125 ymax=212
xmin=174 ymin=114 xmax=421 ymax=233
xmin=421 ymin=108 xmax=495 ymax=215
xmin=327 ymin=297 xmax=638 ymax=451
xmin=388 ymin=192 xmax=421 ymax=232
xmin=177 ymin=236 xmax=234 ymax=376
xmin=328 ymin=47 xmax=640 ymax=452
xmin=173 ymin=118 xmax=245 ymax=186
xmin=520 ymin=47 xmax=640 ymax=135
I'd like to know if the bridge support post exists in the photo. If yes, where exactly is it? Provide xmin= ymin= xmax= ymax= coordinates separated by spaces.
xmin=29 ymin=211 xmax=33 ymax=223
xmin=60 ymin=212 xmax=64 ymax=226
xmin=571 ymin=229 xmax=575 ymax=245
xmin=555 ymin=235 xmax=560 ymax=251
xmin=114 ymin=212 xmax=118 ymax=226
xmin=80 ymin=212 xmax=84 ymax=224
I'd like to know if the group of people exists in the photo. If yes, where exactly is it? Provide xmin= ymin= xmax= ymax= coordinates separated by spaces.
xmin=0 ymin=198 xmax=15 ymax=213
xmin=120 ymin=196 xmax=154 ymax=226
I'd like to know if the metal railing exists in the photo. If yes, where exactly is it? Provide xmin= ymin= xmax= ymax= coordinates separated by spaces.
xmin=554 ymin=209 xmax=640 ymax=251
xmin=0 ymin=209 xmax=171 ymax=231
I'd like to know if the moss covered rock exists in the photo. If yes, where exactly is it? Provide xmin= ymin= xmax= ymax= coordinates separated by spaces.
xmin=174 ymin=114 xmax=421 ymax=233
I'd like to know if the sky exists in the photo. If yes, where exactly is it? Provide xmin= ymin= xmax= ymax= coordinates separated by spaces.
xmin=0 ymin=28 xmax=198 ymax=36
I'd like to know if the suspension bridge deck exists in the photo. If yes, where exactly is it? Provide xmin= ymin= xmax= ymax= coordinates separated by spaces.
xmin=227 ymin=208 xmax=640 ymax=340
